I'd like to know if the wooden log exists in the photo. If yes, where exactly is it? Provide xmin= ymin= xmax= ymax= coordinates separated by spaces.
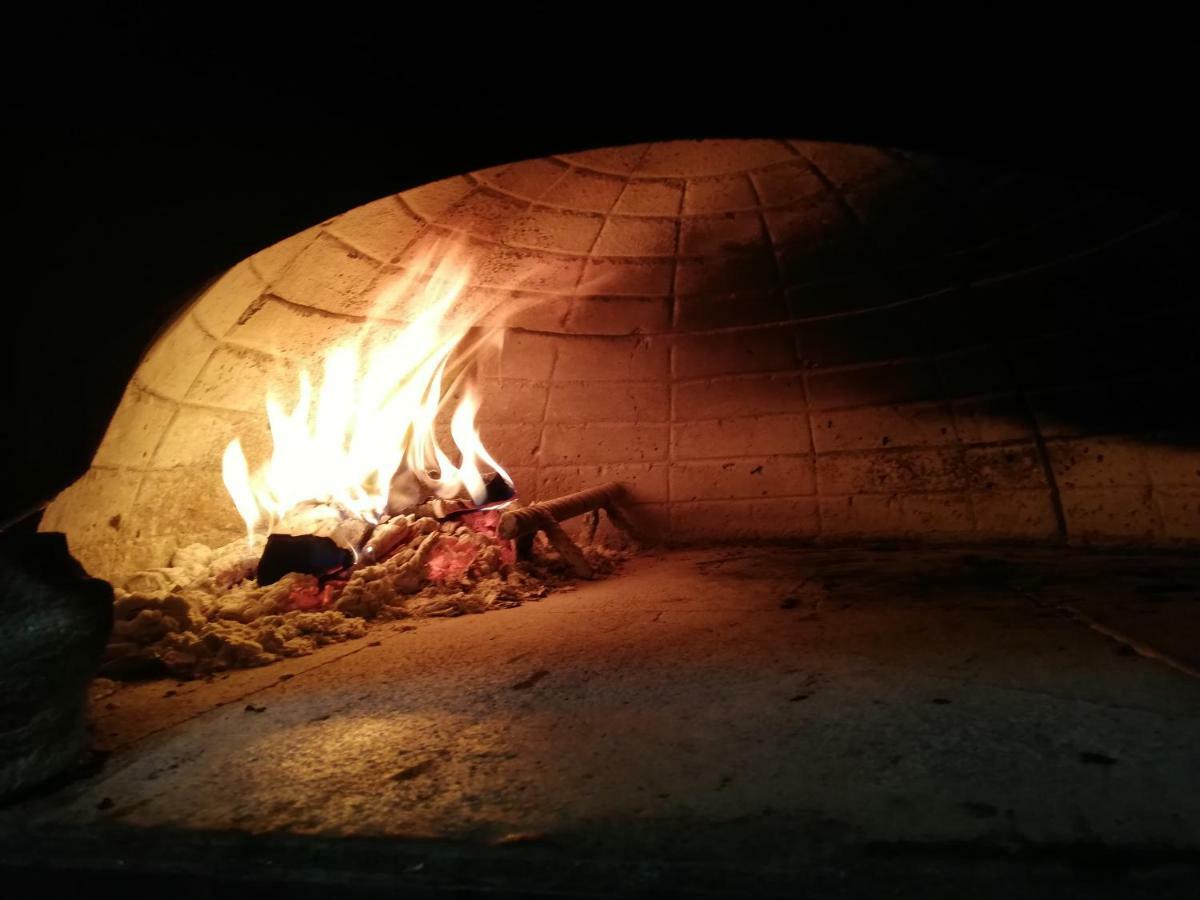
xmin=360 ymin=518 xmax=414 ymax=563
xmin=541 ymin=520 xmax=594 ymax=578
xmin=498 ymin=482 xmax=635 ymax=579
xmin=398 ymin=473 xmax=515 ymax=522
xmin=401 ymin=497 xmax=475 ymax=521
xmin=498 ymin=482 xmax=627 ymax=540
xmin=257 ymin=535 xmax=353 ymax=586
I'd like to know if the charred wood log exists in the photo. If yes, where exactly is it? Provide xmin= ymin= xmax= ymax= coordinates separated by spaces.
xmin=482 ymin=471 xmax=516 ymax=504
xmin=360 ymin=517 xmax=415 ymax=564
xmin=257 ymin=534 xmax=353 ymax=586
xmin=392 ymin=472 xmax=515 ymax=522
xmin=402 ymin=497 xmax=475 ymax=521
xmin=498 ymin=482 xmax=628 ymax=540
xmin=498 ymin=482 xmax=633 ymax=578
xmin=274 ymin=501 xmax=371 ymax=554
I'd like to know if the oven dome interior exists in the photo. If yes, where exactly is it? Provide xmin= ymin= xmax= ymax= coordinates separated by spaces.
xmin=39 ymin=138 xmax=1200 ymax=583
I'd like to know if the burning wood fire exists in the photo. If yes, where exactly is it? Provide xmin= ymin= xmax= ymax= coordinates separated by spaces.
xmin=102 ymin=246 xmax=635 ymax=679
xmin=220 ymin=246 xmax=512 ymax=538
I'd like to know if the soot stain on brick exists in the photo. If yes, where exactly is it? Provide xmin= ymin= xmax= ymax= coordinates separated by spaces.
xmin=512 ymin=670 xmax=550 ymax=690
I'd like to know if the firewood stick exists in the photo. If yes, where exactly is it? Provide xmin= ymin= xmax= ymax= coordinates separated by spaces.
xmin=497 ymin=482 xmax=628 ymax=540
xmin=580 ymin=509 xmax=601 ymax=545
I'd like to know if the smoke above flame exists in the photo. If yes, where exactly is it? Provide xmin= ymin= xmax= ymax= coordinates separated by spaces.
xmin=221 ymin=245 xmax=512 ymax=542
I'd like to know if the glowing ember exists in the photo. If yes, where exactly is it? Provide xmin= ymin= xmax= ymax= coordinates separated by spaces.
xmin=222 ymin=246 xmax=513 ymax=543
xmin=425 ymin=537 xmax=481 ymax=581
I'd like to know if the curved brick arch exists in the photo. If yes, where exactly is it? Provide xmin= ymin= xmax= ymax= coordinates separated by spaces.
xmin=42 ymin=139 xmax=1200 ymax=581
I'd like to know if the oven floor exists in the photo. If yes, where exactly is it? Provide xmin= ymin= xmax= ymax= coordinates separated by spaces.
xmin=4 ymin=545 xmax=1200 ymax=897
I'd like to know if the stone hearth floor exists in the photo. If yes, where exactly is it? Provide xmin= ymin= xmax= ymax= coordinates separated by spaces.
xmin=3 ymin=545 xmax=1200 ymax=898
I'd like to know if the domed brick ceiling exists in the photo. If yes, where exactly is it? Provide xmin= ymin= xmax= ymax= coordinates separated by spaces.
xmin=41 ymin=139 xmax=1200 ymax=582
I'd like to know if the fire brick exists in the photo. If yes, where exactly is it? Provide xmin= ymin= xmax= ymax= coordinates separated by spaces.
xmin=325 ymin=197 xmax=424 ymax=265
xmin=673 ymin=291 xmax=791 ymax=332
xmin=672 ymin=415 xmax=811 ymax=460
xmin=399 ymin=176 xmax=475 ymax=222
xmin=563 ymin=296 xmax=672 ymax=336
xmin=136 ymin=314 xmax=219 ymax=402
xmin=592 ymin=216 xmax=677 ymax=258
xmin=817 ymin=447 xmax=971 ymax=495
xmin=271 ymin=232 xmax=382 ymax=317
xmin=971 ymin=489 xmax=1060 ymax=538
xmin=812 ymin=402 xmax=958 ymax=454
xmin=152 ymin=405 xmax=270 ymax=471
xmin=1060 ymin=486 xmax=1162 ymax=542
xmin=541 ymin=170 xmax=626 ymax=214
xmin=669 ymin=457 xmax=815 ymax=502
xmin=540 ymin=423 xmax=669 ymax=466
xmin=545 ymin=382 xmax=669 ymax=424
xmin=474 ymin=158 xmax=570 ymax=199
xmin=613 ymin=180 xmax=685 ymax=216
xmin=672 ymin=329 xmax=798 ymax=380
xmin=551 ymin=334 xmax=670 ymax=383
xmin=641 ymin=140 xmax=794 ymax=178
xmin=92 ymin=387 xmax=178 ymax=470
xmin=191 ymin=261 xmax=268 ymax=338
xmin=672 ymin=374 xmax=808 ymax=422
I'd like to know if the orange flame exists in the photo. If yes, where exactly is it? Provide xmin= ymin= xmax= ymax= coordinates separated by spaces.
xmin=222 ymin=247 xmax=511 ymax=542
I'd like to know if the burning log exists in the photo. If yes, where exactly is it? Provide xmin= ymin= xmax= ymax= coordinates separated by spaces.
xmin=402 ymin=497 xmax=476 ymax=521
xmin=482 ymin=471 xmax=517 ymax=505
xmin=360 ymin=517 xmax=413 ymax=563
xmin=256 ymin=534 xmax=353 ymax=586
xmin=498 ymin=482 xmax=633 ymax=579
xmin=274 ymin=501 xmax=371 ymax=555
xmin=498 ymin=482 xmax=629 ymax=540
xmin=335 ymin=530 xmax=442 ymax=618
xmin=392 ymin=473 xmax=516 ymax=523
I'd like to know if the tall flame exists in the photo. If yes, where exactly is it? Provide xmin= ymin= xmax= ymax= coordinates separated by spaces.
xmin=221 ymin=246 xmax=512 ymax=542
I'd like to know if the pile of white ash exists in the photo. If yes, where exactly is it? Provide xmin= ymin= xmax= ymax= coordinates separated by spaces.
xmin=103 ymin=490 xmax=631 ymax=679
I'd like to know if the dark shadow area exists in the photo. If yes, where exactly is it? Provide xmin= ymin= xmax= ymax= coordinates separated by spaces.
xmin=3 ymin=819 xmax=1199 ymax=899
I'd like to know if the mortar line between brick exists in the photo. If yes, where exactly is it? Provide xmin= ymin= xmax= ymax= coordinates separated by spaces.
xmin=246 ymin=228 xmax=321 ymax=290
xmin=1132 ymin=442 xmax=1169 ymax=540
xmin=1008 ymin=350 xmax=1069 ymax=542
xmin=787 ymin=147 xmax=872 ymax=236
xmin=536 ymin=162 xmax=578 ymax=204
xmin=532 ymin=343 xmax=557 ymax=479
xmin=667 ymin=171 xmax=686 ymax=504
xmin=392 ymin=193 xmax=428 ymax=227
xmin=563 ymin=160 xmax=634 ymax=329
xmin=547 ymin=152 xmax=802 ymax=182
xmin=300 ymin=209 xmax=1174 ymax=324
xmin=927 ymin=346 xmax=978 ymax=534
xmin=313 ymin=228 xmax=390 ymax=269
xmin=747 ymin=169 xmax=821 ymax=534
xmin=667 ymin=171 xmax=696 ymax=508
xmin=93 ymin=421 xmax=1182 ymax=480
xmin=144 ymin=399 xmax=182 ymax=473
